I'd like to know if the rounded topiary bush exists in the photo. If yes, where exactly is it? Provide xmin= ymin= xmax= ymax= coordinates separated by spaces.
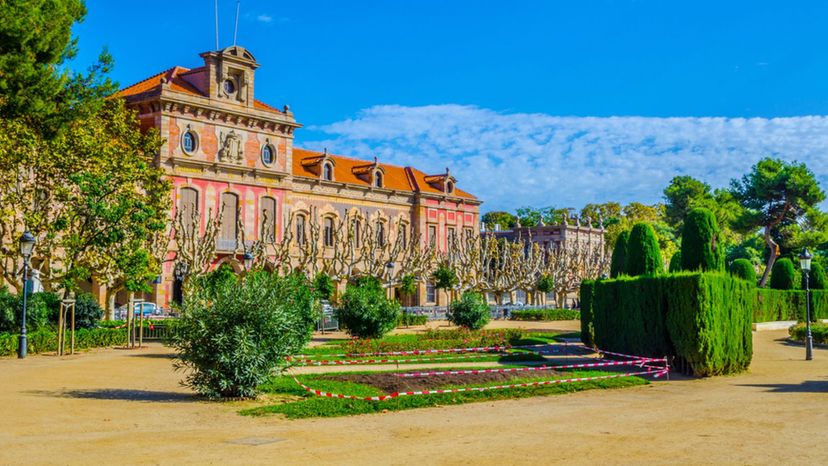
xmin=609 ymin=230 xmax=629 ymax=278
xmin=625 ymin=223 xmax=663 ymax=276
xmin=770 ymin=258 xmax=797 ymax=290
xmin=730 ymin=258 xmax=757 ymax=284
xmin=336 ymin=278 xmax=400 ymax=339
xmin=681 ymin=208 xmax=724 ymax=272
xmin=171 ymin=271 xmax=317 ymax=399
xmin=669 ymin=251 xmax=683 ymax=272
xmin=802 ymin=262 xmax=827 ymax=290
xmin=447 ymin=291 xmax=490 ymax=330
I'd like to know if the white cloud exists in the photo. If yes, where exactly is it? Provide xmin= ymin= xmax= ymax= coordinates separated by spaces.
xmin=303 ymin=105 xmax=828 ymax=212
xmin=257 ymin=14 xmax=273 ymax=23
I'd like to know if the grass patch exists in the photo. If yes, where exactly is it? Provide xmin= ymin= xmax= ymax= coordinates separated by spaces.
xmin=242 ymin=369 xmax=648 ymax=419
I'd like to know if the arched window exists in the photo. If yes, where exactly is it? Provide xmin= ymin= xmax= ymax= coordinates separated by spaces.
xmin=446 ymin=181 xmax=454 ymax=193
xmin=219 ymin=192 xmax=239 ymax=250
xmin=261 ymin=144 xmax=275 ymax=165
xmin=182 ymin=130 xmax=198 ymax=154
xmin=178 ymin=187 xmax=199 ymax=233
xmin=374 ymin=172 xmax=383 ymax=188
xmin=353 ymin=218 xmax=362 ymax=247
xmin=376 ymin=220 xmax=386 ymax=247
xmin=323 ymin=217 xmax=335 ymax=247
xmin=260 ymin=197 xmax=277 ymax=242
xmin=399 ymin=223 xmax=408 ymax=246
xmin=296 ymin=214 xmax=307 ymax=245
xmin=323 ymin=162 xmax=334 ymax=181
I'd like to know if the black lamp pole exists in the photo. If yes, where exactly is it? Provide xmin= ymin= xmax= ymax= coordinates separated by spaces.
xmin=800 ymin=248 xmax=814 ymax=361
xmin=18 ymin=231 xmax=36 ymax=359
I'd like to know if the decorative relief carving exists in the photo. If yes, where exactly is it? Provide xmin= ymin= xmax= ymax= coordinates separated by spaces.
xmin=218 ymin=130 xmax=244 ymax=164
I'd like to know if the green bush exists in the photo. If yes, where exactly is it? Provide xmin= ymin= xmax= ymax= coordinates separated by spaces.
xmin=536 ymin=274 xmax=554 ymax=294
xmin=730 ymin=258 xmax=757 ymax=284
xmin=770 ymin=258 xmax=797 ymax=290
xmin=396 ymin=312 xmax=428 ymax=327
xmin=789 ymin=322 xmax=828 ymax=344
xmin=802 ymin=262 xmax=826 ymax=290
xmin=0 ymin=327 xmax=127 ymax=356
xmin=509 ymin=308 xmax=579 ymax=321
xmin=447 ymin=291 xmax=491 ymax=330
xmin=585 ymin=273 xmax=753 ymax=377
xmin=753 ymin=289 xmax=828 ymax=322
xmin=668 ymin=251 xmax=682 ymax=272
xmin=0 ymin=287 xmax=16 ymax=333
xmin=171 ymin=271 xmax=316 ymax=398
xmin=625 ymin=223 xmax=663 ymax=276
xmin=680 ymin=208 xmax=724 ymax=272
xmin=580 ymin=280 xmax=595 ymax=347
xmin=313 ymin=272 xmax=335 ymax=301
xmin=71 ymin=292 xmax=104 ymax=329
xmin=336 ymin=278 xmax=400 ymax=339
xmin=609 ymin=231 xmax=629 ymax=278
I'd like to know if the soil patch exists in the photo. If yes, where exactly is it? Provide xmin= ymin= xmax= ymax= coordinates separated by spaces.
xmin=324 ymin=368 xmax=563 ymax=393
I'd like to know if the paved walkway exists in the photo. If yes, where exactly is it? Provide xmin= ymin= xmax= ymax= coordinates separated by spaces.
xmin=1 ymin=324 xmax=827 ymax=465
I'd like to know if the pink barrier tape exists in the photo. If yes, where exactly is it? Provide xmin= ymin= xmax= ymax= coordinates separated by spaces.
xmin=393 ymin=358 xmax=667 ymax=378
xmin=287 ymin=352 xmax=511 ymax=366
xmin=292 ymin=368 xmax=669 ymax=402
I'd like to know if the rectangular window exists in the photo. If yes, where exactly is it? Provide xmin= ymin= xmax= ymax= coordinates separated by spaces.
xmin=426 ymin=282 xmax=436 ymax=303
xmin=463 ymin=227 xmax=473 ymax=239
xmin=428 ymin=225 xmax=437 ymax=246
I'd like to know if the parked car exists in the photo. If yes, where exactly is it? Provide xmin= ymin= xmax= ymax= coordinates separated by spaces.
xmin=115 ymin=302 xmax=159 ymax=320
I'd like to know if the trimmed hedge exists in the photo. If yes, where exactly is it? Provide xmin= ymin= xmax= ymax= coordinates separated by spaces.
xmin=0 ymin=328 xmax=127 ymax=357
xmin=509 ymin=308 xmax=580 ymax=321
xmin=396 ymin=312 xmax=428 ymax=327
xmin=753 ymin=289 xmax=828 ymax=322
xmin=802 ymin=262 xmax=826 ymax=290
xmin=582 ymin=273 xmax=753 ymax=377
xmin=680 ymin=208 xmax=724 ymax=272
xmin=730 ymin=258 xmax=757 ymax=284
xmin=625 ymin=223 xmax=663 ymax=276
xmin=668 ymin=252 xmax=682 ymax=273
xmin=609 ymin=231 xmax=629 ymax=278
xmin=770 ymin=258 xmax=797 ymax=290
xmin=580 ymin=281 xmax=595 ymax=347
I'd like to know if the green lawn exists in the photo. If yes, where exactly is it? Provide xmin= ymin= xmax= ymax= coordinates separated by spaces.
xmin=242 ymin=368 xmax=648 ymax=419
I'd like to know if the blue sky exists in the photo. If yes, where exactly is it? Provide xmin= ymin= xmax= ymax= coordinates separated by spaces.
xmin=73 ymin=1 xmax=828 ymax=212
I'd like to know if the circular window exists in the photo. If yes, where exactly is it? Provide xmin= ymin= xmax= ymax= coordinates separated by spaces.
xmin=261 ymin=144 xmax=275 ymax=165
xmin=181 ymin=131 xmax=198 ymax=154
xmin=223 ymin=79 xmax=236 ymax=94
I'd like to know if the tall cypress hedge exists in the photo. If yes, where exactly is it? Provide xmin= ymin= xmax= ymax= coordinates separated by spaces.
xmin=669 ymin=251 xmax=683 ymax=272
xmin=583 ymin=272 xmax=753 ymax=377
xmin=625 ymin=223 xmax=663 ymax=276
xmin=730 ymin=258 xmax=757 ymax=284
xmin=609 ymin=231 xmax=629 ymax=278
xmin=579 ymin=280 xmax=595 ymax=347
xmin=680 ymin=208 xmax=724 ymax=272
xmin=802 ymin=262 xmax=826 ymax=290
xmin=770 ymin=258 xmax=797 ymax=290
xmin=754 ymin=288 xmax=828 ymax=322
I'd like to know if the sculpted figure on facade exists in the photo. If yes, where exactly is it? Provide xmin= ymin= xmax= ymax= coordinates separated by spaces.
xmin=218 ymin=130 xmax=243 ymax=164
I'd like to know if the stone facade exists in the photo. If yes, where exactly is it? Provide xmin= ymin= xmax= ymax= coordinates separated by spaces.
xmin=114 ymin=46 xmax=481 ymax=309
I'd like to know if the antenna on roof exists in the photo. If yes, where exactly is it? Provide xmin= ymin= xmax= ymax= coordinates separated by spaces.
xmin=214 ymin=0 xmax=220 ymax=49
xmin=233 ymin=0 xmax=241 ymax=47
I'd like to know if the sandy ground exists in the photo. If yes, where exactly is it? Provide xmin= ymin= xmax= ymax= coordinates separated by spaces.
xmin=1 ymin=321 xmax=827 ymax=465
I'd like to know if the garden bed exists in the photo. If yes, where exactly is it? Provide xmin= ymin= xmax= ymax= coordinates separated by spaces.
xmin=324 ymin=367 xmax=563 ymax=393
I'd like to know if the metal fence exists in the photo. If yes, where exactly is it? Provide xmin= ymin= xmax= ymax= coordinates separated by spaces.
xmin=401 ymin=304 xmax=577 ymax=321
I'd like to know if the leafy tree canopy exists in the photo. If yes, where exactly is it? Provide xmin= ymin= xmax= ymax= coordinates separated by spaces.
xmin=481 ymin=211 xmax=517 ymax=230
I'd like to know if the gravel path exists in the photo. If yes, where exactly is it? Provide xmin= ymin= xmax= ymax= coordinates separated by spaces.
xmin=1 ymin=323 xmax=826 ymax=465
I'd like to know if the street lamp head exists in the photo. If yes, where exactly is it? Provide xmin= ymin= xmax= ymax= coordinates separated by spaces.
xmin=243 ymin=252 xmax=254 ymax=270
xmin=385 ymin=262 xmax=396 ymax=269
xmin=19 ymin=231 xmax=35 ymax=258
xmin=799 ymin=248 xmax=813 ymax=272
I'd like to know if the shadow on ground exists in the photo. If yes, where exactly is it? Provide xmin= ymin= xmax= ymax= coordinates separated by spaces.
xmin=738 ymin=380 xmax=828 ymax=393
xmin=127 ymin=353 xmax=177 ymax=359
xmin=25 ymin=388 xmax=197 ymax=402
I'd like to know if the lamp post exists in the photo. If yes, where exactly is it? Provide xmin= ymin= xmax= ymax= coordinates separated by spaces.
xmin=243 ymin=252 xmax=254 ymax=271
xmin=799 ymin=248 xmax=814 ymax=361
xmin=18 ymin=231 xmax=36 ymax=359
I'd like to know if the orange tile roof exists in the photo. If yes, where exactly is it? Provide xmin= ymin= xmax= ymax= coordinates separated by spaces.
xmin=115 ymin=66 xmax=285 ymax=115
xmin=292 ymin=148 xmax=476 ymax=200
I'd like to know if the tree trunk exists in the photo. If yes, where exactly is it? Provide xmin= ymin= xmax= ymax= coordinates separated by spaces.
xmin=758 ymin=225 xmax=778 ymax=288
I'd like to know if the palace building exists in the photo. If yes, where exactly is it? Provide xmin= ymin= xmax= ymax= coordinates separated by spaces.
xmin=115 ymin=46 xmax=481 ymax=309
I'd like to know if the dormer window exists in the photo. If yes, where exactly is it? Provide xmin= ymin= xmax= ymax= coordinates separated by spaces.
xmin=181 ymin=129 xmax=198 ymax=154
xmin=374 ymin=172 xmax=383 ymax=188
xmin=446 ymin=181 xmax=454 ymax=193
xmin=323 ymin=162 xmax=334 ymax=181
xmin=223 ymin=79 xmax=236 ymax=94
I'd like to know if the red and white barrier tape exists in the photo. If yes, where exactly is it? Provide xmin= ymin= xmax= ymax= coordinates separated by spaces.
xmin=288 ymin=352 xmax=511 ymax=366
xmin=294 ymin=344 xmax=512 ymax=359
xmin=393 ymin=358 xmax=666 ymax=378
xmin=292 ymin=367 xmax=668 ymax=402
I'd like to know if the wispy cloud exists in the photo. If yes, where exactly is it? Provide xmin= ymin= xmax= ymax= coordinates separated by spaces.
xmin=304 ymin=105 xmax=828 ymax=212
xmin=257 ymin=14 xmax=273 ymax=23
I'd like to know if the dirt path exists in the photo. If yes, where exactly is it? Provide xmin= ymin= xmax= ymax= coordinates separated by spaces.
xmin=1 ymin=324 xmax=827 ymax=465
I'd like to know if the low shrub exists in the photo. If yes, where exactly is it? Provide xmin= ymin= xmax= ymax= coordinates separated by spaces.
xmin=447 ymin=291 xmax=490 ymax=330
xmin=510 ymin=308 xmax=580 ymax=321
xmin=396 ymin=312 xmax=428 ymax=327
xmin=788 ymin=322 xmax=828 ymax=345
xmin=335 ymin=279 xmax=400 ymax=339
xmin=0 ymin=327 xmax=127 ymax=356
xmin=770 ymin=258 xmax=797 ymax=290
xmin=170 ymin=271 xmax=317 ymax=398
